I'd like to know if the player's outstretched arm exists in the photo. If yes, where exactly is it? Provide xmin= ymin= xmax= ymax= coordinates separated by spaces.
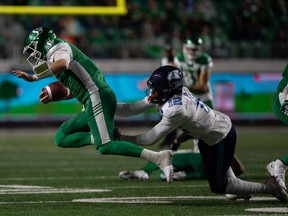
xmin=11 ymin=70 xmax=37 ymax=82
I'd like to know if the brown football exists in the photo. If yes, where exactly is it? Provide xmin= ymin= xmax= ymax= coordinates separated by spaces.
xmin=42 ymin=81 xmax=68 ymax=101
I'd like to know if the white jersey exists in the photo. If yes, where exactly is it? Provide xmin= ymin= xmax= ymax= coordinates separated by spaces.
xmin=116 ymin=87 xmax=232 ymax=146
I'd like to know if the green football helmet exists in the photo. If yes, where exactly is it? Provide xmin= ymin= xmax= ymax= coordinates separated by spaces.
xmin=23 ymin=27 xmax=57 ymax=67
xmin=183 ymin=37 xmax=203 ymax=61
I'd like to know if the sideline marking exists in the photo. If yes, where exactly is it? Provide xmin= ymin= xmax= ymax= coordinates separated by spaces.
xmin=246 ymin=207 xmax=288 ymax=213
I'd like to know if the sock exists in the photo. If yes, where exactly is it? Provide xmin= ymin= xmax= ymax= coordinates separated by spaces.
xmin=225 ymin=177 xmax=269 ymax=195
xmin=227 ymin=167 xmax=236 ymax=178
xmin=140 ymin=149 xmax=160 ymax=164
xmin=141 ymin=162 xmax=159 ymax=175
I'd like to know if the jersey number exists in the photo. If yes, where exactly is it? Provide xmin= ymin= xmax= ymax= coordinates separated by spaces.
xmin=168 ymin=97 xmax=182 ymax=107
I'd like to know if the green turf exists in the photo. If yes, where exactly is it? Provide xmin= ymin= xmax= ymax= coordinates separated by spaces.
xmin=0 ymin=127 xmax=287 ymax=216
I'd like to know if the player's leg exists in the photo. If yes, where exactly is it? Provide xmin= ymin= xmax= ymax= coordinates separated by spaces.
xmin=197 ymin=127 xmax=236 ymax=194
xmin=203 ymin=96 xmax=246 ymax=176
xmin=199 ymin=126 xmax=288 ymax=202
xmin=54 ymin=110 xmax=92 ymax=148
xmin=231 ymin=155 xmax=245 ymax=176
xmin=87 ymin=87 xmax=173 ymax=182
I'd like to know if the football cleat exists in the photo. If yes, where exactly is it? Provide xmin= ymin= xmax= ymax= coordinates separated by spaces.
xmin=225 ymin=194 xmax=251 ymax=201
xmin=173 ymin=171 xmax=187 ymax=180
xmin=118 ymin=170 xmax=149 ymax=181
xmin=156 ymin=150 xmax=173 ymax=183
xmin=266 ymin=159 xmax=287 ymax=190
xmin=160 ymin=171 xmax=187 ymax=181
xmin=265 ymin=176 xmax=288 ymax=203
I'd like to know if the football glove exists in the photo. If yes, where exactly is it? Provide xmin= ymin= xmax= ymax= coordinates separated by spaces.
xmin=281 ymin=100 xmax=288 ymax=115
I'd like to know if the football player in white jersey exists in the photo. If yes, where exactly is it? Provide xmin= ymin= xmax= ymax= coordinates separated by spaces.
xmin=118 ymin=45 xmax=206 ymax=181
xmin=115 ymin=65 xmax=288 ymax=202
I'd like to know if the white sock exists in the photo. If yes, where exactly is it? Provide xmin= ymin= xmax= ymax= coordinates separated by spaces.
xmin=227 ymin=167 xmax=236 ymax=178
xmin=140 ymin=149 xmax=159 ymax=164
xmin=225 ymin=177 xmax=269 ymax=195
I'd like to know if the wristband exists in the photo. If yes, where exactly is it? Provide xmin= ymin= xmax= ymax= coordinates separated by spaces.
xmin=33 ymin=61 xmax=54 ymax=80
xmin=32 ymin=75 xmax=39 ymax=81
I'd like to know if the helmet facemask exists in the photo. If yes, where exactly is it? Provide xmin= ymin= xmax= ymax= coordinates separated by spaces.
xmin=146 ymin=85 xmax=169 ymax=104
xmin=23 ymin=27 xmax=56 ymax=68
xmin=23 ymin=40 xmax=45 ymax=67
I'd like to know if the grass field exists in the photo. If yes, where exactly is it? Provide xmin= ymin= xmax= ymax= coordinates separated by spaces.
xmin=0 ymin=126 xmax=287 ymax=216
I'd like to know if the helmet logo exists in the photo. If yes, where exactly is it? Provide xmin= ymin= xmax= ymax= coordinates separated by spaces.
xmin=30 ymin=27 xmax=43 ymax=40
xmin=167 ymin=69 xmax=182 ymax=81
xmin=167 ymin=69 xmax=183 ymax=90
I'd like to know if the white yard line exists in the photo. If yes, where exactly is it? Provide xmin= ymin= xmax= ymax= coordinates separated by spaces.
xmin=0 ymin=184 xmax=286 ymax=214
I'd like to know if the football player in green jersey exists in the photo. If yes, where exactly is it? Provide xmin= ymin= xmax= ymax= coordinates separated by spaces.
xmin=266 ymin=64 xmax=288 ymax=191
xmin=11 ymin=26 xmax=173 ymax=183
xmin=174 ymin=37 xmax=213 ymax=107
xmin=173 ymin=37 xmax=213 ymax=152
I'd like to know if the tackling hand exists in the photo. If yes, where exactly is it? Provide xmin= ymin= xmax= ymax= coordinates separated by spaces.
xmin=281 ymin=100 xmax=288 ymax=115
xmin=11 ymin=70 xmax=37 ymax=82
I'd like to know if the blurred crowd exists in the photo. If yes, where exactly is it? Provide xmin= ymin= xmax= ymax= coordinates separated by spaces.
xmin=0 ymin=0 xmax=287 ymax=59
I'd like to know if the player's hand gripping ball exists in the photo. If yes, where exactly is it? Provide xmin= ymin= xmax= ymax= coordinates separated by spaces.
xmin=39 ymin=82 xmax=69 ymax=104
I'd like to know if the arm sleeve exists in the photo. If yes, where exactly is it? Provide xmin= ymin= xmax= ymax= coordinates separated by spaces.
xmin=115 ymin=97 xmax=155 ymax=117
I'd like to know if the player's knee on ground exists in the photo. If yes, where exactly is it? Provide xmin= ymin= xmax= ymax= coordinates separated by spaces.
xmin=54 ymin=130 xmax=69 ymax=148
xmin=209 ymin=184 xmax=226 ymax=194
xmin=97 ymin=142 xmax=112 ymax=155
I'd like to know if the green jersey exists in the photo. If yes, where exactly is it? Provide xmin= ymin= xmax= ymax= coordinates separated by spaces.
xmin=272 ymin=64 xmax=288 ymax=125
xmin=174 ymin=51 xmax=213 ymax=95
xmin=46 ymin=38 xmax=109 ymax=104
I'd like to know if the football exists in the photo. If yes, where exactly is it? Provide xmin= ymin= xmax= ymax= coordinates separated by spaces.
xmin=42 ymin=81 xmax=69 ymax=102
